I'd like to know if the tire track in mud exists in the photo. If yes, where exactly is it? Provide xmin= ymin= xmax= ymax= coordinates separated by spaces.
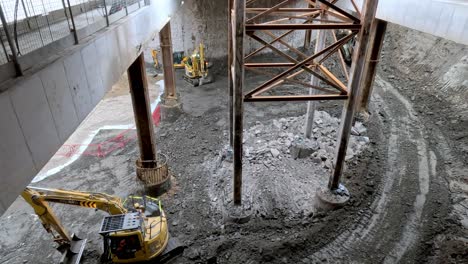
xmin=308 ymin=76 xmax=438 ymax=263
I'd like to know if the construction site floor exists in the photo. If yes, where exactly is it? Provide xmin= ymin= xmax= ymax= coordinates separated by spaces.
xmin=0 ymin=24 xmax=467 ymax=264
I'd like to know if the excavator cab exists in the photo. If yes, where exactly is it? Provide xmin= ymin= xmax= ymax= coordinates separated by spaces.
xmin=21 ymin=187 xmax=183 ymax=264
xmin=100 ymin=213 xmax=147 ymax=262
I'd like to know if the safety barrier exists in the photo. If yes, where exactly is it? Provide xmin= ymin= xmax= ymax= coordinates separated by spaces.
xmin=0 ymin=0 xmax=146 ymax=72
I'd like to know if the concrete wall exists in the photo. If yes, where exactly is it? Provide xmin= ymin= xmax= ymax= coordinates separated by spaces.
xmin=148 ymin=0 xmax=308 ymax=68
xmin=0 ymin=0 xmax=183 ymax=215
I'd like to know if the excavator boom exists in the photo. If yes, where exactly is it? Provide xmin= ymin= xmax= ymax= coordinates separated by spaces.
xmin=21 ymin=186 xmax=128 ymax=264
xmin=20 ymin=186 xmax=181 ymax=263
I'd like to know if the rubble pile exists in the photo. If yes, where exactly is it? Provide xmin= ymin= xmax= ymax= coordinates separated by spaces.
xmin=243 ymin=111 xmax=370 ymax=170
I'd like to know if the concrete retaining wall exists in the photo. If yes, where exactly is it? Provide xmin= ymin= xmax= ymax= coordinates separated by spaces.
xmin=0 ymin=0 xmax=183 ymax=215
xmin=148 ymin=0 xmax=308 ymax=69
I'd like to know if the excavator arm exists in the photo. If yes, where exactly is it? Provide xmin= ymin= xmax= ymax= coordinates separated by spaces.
xmin=21 ymin=186 xmax=128 ymax=264
xmin=24 ymin=186 xmax=128 ymax=215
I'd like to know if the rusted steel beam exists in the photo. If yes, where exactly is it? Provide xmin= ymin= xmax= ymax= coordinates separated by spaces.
xmin=325 ymin=10 xmax=355 ymax=23
xmin=248 ymin=33 xmax=326 ymax=81
xmin=246 ymin=23 xmax=361 ymax=30
xmin=330 ymin=0 xmax=379 ymax=190
xmin=244 ymin=94 xmax=348 ymax=102
xmin=245 ymin=62 xmax=297 ymax=67
xmin=245 ymin=29 xmax=295 ymax=60
xmin=246 ymin=0 xmax=293 ymax=23
xmin=246 ymin=67 xmax=337 ymax=94
xmin=316 ymin=0 xmax=360 ymax=23
xmin=263 ymin=30 xmax=308 ymax=59
xmin=319 ymin=64 xmax=347 ymax=93
xmin=246 ymin=64 xmax=339 ymax=94
xmin=128 ymin=53 xmax=157 ymax=167
xmin=360 ymin=19 xmax=387 ymax=111
xmin=247 ymin=63 xmax=344 ymax=98
xmin=350 ymin=0 xmax=362 ymax=17
xmin=159 ymin=22 xmax=177 ymax=100
xmin=244 ymin=33 xmax=356 ymax=99
xmin=246 ymin=8 xmax=320 ymax=13
xmin=233 ymin=0 xmax=245 ymax=205
xmin=246 ymin=0 xmax=259 ymax=6
xmin=331 ymin=30 xmax=349 ymax=81
xmin=248 ymin=33 xmax=305 ymax=63
xmin=318 ymin=32 xmax=358 ymax=63
xmin=261 ymin=11 xmax=321 ymax=25
xmin=245 ymin=10 xmax=324 ymax=60
xmin=228 ymin=0 xmax=234 ymax=147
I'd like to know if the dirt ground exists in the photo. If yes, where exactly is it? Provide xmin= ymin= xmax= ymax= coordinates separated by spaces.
xmin=1 ymin=24 xmax=468 ymax=264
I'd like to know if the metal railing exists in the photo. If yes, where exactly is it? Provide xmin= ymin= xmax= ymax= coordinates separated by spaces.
xmin=0 ymin=0 xmax=146 ymax=74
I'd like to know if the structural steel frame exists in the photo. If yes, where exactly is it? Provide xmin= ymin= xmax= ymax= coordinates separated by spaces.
xmin=228 ymin=0 xmax=379 ymax=205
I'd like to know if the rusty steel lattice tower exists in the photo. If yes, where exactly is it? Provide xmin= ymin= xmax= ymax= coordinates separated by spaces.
xmin=228 ymin=0 xmax=379 ymax=205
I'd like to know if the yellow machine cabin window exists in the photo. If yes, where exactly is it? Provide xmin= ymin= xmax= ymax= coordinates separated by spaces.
xmin=109 ymin=234 xmax=142 ymax=260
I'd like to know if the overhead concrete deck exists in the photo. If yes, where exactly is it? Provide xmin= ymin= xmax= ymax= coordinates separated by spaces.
xmin=339 ymin=0 xmax=468 ymax=45
xmin=0 ymin=0 xmax=183 ymax=215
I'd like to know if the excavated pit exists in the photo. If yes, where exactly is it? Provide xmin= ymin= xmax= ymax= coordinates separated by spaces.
xmin=0 ymin=23 xmax=467 ymax=264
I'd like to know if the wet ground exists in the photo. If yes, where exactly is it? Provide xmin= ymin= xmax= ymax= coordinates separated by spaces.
xmin=1 ymin=24 xmax=467 ymax=263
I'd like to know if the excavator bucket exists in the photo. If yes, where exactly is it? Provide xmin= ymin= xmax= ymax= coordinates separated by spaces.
xmin=59 ymin=234 xmax=87 ymax=264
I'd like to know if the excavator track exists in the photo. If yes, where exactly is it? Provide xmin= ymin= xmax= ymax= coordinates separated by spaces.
xmin=152 ymin=237 xmax=185 ymax=263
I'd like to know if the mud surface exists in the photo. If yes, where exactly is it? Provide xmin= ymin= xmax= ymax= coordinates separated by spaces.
xmin=1 ymin=24 xmax=468 ymax=264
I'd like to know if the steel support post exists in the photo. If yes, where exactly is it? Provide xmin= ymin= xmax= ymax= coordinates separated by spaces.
xmin=329 ymin=0 xmax=379 ymax=189
xmin=303 ymin=3 xmax=313 ymax=49
xmin=304 ymin=4 xmax=326 ymax=138
xmin=359 ymin=19 xmax=387 ymax=112
xmin=159 ymin=22 xmax=177 ymax=100
xmin=103 ymin=0 xmax=110 ymax=26
xmin=0 ymin=5 xmax=22 ymax=76
xmin=232 ymin=0 xmax=245 ymax=205
xmin=228 ymin=0 xmax=234 ymax=147
xmin=66 ymin=0 xmax=79 ymax=44
xmin=128 ymin=53 xmax=157 ymax=167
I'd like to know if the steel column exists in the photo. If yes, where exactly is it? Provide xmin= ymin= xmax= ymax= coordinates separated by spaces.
xmin=303 ymin=3 xmax=314 ymax=49
xmin=232 ymin=0 xmax=246 ymax=205
xmin=228 ymin=0 xmax=234 ymax=147
xmin=128 ymin=53 xmax=157 ymax=167
xmin=159 ymin=22 xmax=177 ymax=100
xmin=329 ymin=0 xmax=379 ymax=189
xmin=0 ymin=5 xmax=22 ymax=76
xmin=66 ymin=0 xmax=79 ymax=44
xmin=304 ymin=4 xmax=326 ymax=138
xmin=103 ymin=0 xmax=110 ymax=26
xmin=359 ymin=19 xmax=387 ymax=112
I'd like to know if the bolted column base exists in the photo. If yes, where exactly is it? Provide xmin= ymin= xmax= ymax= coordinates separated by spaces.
xmin=315 ymin=184 xmax=350 ymax=211
xmin=223 ymin=199 xmax=253 ymax=224
xmin=160 ymin=95 xmax=183 ymax=123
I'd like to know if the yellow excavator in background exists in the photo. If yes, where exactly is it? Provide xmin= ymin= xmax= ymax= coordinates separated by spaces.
xmin=182 ymin=43 xmax=213 ymax=86
xmin=21 ymin=186 xmax=183 ymax=264
xmin=151 ymin=43 xmax=213 ymax=86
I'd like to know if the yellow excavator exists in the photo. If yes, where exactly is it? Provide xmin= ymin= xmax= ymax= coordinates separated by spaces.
xmin=182 ymin=43 xmax=213 ymax=86
xmin=21 ymin=186 xmax=183 ymax=264
xmin=151 ymin=43 xmax=213 ymax=86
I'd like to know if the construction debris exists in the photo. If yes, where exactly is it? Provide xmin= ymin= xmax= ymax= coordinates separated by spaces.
xmin=243 ymin=111 xmax=369 ymax=167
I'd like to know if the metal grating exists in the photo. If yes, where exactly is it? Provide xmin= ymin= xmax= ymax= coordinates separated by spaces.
xmin=99 ymin=213 xmax=141 ymax=234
